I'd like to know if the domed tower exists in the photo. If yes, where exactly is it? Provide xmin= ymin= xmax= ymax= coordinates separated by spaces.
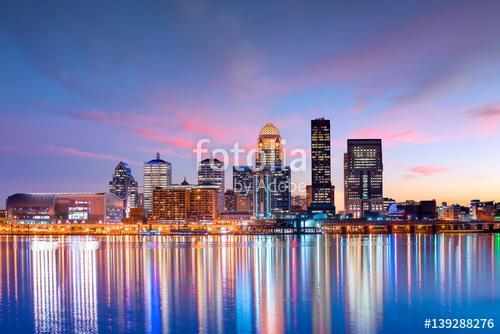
xmin=256 ymin=123 xmax=283 ymax=169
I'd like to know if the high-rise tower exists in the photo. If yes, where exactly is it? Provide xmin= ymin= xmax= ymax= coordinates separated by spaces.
xmin=109 ymin=161 xmax=139 ymax=217
xmin=256 ymin=123 xmax=283 ymax=170
xmin=310 ymin=118 xmax=335 ymax=214
xmin=253 ymin=123 xmax=290 ymax=217
xmin=143 ymin=152 xmax=171 ymax=214
xmin=344 ymin=139 xmax=383 ymax=218
xmin=198 ymin=158 xmax=225 ymax=192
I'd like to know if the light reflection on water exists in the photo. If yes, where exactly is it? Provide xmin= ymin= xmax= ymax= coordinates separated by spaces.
xmin=0 ymin=234 xmax=499 ymax=333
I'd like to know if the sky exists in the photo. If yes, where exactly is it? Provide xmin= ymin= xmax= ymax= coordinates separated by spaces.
xmin=1 ymin=0 xmax=499 ymax=210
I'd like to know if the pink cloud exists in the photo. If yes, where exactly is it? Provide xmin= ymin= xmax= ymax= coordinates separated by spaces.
xmin=39 ymin=145 xmax=133 ymax=163
xmin=130 ymin=128 xmax=194 ymax=149
xmin=408 ymin=165 xmax=452 ymax=176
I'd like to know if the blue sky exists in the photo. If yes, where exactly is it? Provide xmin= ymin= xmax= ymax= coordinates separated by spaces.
xmin=1 ymin=0 xmax=499 ymax=209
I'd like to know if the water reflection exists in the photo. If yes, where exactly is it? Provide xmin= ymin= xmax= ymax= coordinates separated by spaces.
xmin=0 ymin=234 xmax=499 ymax=333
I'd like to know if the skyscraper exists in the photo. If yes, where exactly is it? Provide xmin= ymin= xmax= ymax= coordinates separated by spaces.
xmin=253 ymin=123 xmax=290 ymax=217
xmin=256 ymin=123 xmax=283 ymax=170
xmin=198 ymin=157 xmax=225 ymax=212
xmin=233 ymin=166 xmax=253 ymax=213
xmin=310 ymin=118 xmax=335 ymax=214
xmin=344 ymin=139 xmax=384 ymax=218
xmin=198 ymin=158 xmax=225 ymax=191
xmin=143 ymin=152 xmax=171 ymax=214
xmin=109 ymin=161 xmax=139 ymax=217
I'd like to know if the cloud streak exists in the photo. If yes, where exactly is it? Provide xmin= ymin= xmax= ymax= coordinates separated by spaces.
xmin=407 ymin=165 xmax=452 ymax=176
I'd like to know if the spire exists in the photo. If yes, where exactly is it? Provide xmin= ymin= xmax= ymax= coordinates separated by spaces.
xmin=181 ymin=177 xmax=189 ymax=186
xmin=156 ymin=152 xmax=160 ymax=160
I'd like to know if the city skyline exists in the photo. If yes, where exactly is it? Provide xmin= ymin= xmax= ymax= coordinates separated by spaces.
xmin=1 ymin=1 xmax=500 ymax=210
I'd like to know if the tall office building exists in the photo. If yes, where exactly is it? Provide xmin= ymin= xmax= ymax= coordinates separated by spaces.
xmin=233 ymin=166 xmax=253 ymax=213
xmin=253 ymin=123 xmax=291 ymax=217
xmin=310 ymin=118 xmax=335 ymax=214
xmin=256 ymin=123 xmax=283 ymax=170
xmin=109 ymin=161 xmax=139 ymax=217
xmin=344 ymin=139 xmax=384 ymax=218
xmin=143 ymin=152 xmax=171 ymax=214
xmin=198 ymin=158 xmax=225 ymax=191
xmin=198 ymin=157 xmax=225 ymax=212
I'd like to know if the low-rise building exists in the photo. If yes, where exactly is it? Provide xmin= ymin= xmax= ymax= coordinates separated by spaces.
xmin=6 ymin=193 xmax=123 ymax=224
xmin=151 ymin=184 xmax=219 ymax=222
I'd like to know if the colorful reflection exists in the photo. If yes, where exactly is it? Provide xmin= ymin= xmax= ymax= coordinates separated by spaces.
xmin=0 ymin=234 xmax=499 ymax=333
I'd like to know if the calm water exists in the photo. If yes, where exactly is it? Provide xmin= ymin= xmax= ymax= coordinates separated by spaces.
xmin=0 ymin=234 xmax=499 ymax=333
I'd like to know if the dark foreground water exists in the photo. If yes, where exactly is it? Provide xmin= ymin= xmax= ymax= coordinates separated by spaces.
xmin=0 ymin=234 xmax=499 ymax=333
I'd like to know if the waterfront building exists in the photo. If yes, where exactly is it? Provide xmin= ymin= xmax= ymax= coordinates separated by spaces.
xmin=0 ymin=209 xmax=7 ymax=219
xmin=143 ymin=152 xmax=171 ymax=214
xmin=310 ymin=118 xmax=335 ymax=214
xmin=122 ymin=207 xmax=145 ymax=224
xmin=291 ymin=195 xmax=307 ymax=213
xmin=256 ymin=122 xmax=283 ymax=169
xmin=306 ymin=185 xmax=335 ymax=210
xmin=253 ymin=123 xmax=291 ymax=218
xmin=233 ymin=166 xmax=254 ymax=212
xmin=198 ymin=158 xmax=225 ymax=190
xmin=224 ymin=189 xmax=237 ymax=211
xmin=109 ymin=161 xmax=139 ymax=217
xmin=443 ymin=204 xmax=461 ymax=221
xmin=383 ymin=198 xmax=397 ymax=211
xmin=198 ymin=157 xmax=225 ymax=212
xmin=6 ymin=192 xmax=123 ymax=224
xmin=470 ymin=200 xmax=496 ymax=221
xmin=218 ymin=211 xmax=252 ymax=222
xmin=344 ymin=139 xmax=383 ymax=218
xmin=236 ymin=194 xmax=252 ymax=213
xmin=151 ymin=184 xmax=219 ymax=221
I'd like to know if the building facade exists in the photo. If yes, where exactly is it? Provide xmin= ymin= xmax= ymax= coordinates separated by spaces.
xmin=344 ymin=139 xmax=383 ymax=218
xmin=151 ymin=184 xmax=219 ymax=221
xmin=310 ymin=118 xmax=335 ymax=214
xmin=254 ymin=123 xmax=291 ymax=217
xmin=109 ymin=161 xmax=139 ymax=217
xmin=198 ymin=158 xmax=225 ymax=191
xmin=6 ymin=192 xmax=123 ymax=224
xmin=143 ymin=152 xmax=171 ymax=214
xmin=233 ymin=166 xmax=254 ymax=213
xmin=224 ymin=189 xmax=237 ymax=211
xmin=256 ymin=122 xmax=283 ymax=169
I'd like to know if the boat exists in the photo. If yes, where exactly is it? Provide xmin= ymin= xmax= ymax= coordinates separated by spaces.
xmin=169 ymin=228 xmax=208 ymax=236
xmin=139 ymin=229 xmax=160 ymax=236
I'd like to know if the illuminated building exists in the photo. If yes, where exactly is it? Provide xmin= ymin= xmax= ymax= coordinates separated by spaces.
xmin=6 ymin=192 xmax=123 ymax=223
xmin=470 ymin=200 xmax=496 ymax=221
xmin=442 ymin=204 xmax=461 ymax=221
xmin=252 ymin=123 xmax=291 ymax=218
xmin=109 ymin=161 xmax=139 ymax=217
xmin=269 ymin=166 xmax=291 ymax=215
xmin=224 ymin=189 xmax=237 ymax=211
xmin=151 ymin=184 xmax=219 ymax=221
xmin=198 ymin=158 xmax=225 ymax=212
xmin=306 ymin=185 xmax=335 ymax=210
xmin=236 ymin=194 xmax=252 ymax=212
xmin=256 ymin=122 xmax=283 ymax=169
xmin=344 ymin=139 xmax=383 ymax=218
xmin=198 ymin=158 xmax=225 ymax=191
xmin=0 ymin=209 xmax=7 ymax=219
xmin=291 ymin=195 xmax=307 ymax=213
xmin=310 ymin=118 xmax=335 ymax=214
xmin=233 ymin=166 xmax=253 ymax=213
xmin=143 ymin=152 xmax=171 ymax=214
xmin=122 ymin=207 xmax=145 ymax=224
